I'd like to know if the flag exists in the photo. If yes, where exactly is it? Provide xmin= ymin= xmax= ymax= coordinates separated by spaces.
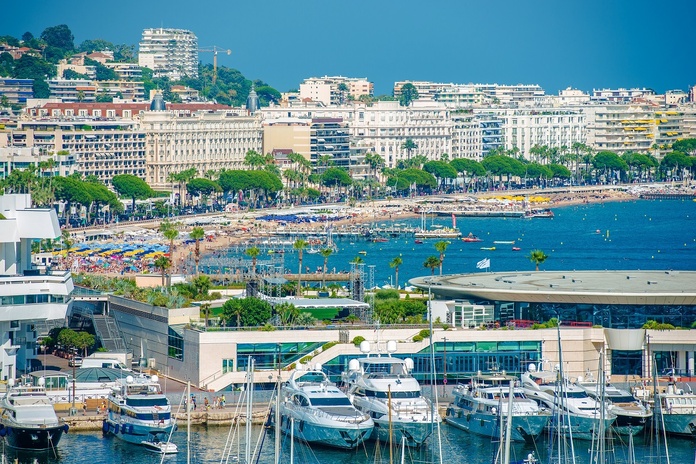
xmin=476 ymin=258 xmax=490 ymax=270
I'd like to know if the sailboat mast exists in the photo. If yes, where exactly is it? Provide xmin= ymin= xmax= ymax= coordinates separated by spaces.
xmin=427 ymin=284 xmax=443 ymax=463
xmin=245 ymin=357 xmax=254 ymax=464
xmin=274 ymin=345 xmax=281 ymax=464
xmin=503 ymin=381 xmax=514 ymax=464
xmin=187 ymin=380 xmax=191 ymax=464
xmin=388 ymin=384 xmax=393 ymax=464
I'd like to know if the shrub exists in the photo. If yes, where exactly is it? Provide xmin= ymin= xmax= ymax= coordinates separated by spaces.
xmin=413 ymin=335 xmax=423 ymax=342
xmin=375 ymin=289 xmax=400 ymax=300
xmin=261 ymin=324 xmax=276 ymax=331
xmin=418 ymin=329 xmax=431 ymax=339
xmin=322 ymin=341 xmax=339 ymax=351
xmin=643 ymin=320 xmax=676 ymax=330
xmin=352 ymin=336 xmax=366 ymax=347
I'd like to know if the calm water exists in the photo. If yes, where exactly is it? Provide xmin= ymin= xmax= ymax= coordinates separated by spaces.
xmin=6 ymin=424 xmax=695 ymax=464
xmin=268 ymin=199 xmax=696 ymax=286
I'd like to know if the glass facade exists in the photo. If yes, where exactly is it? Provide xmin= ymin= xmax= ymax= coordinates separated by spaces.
xmin=321 ymin=341 xmax=542 ymax=383
xmin=168 ymin=327 xmax=184 ymax=360
xmin=611 ymin=350 xmax=642 ymax=376
xmin=236 ymin=342 xmax=326 ymax=371
xmin=525 ymin=303 xmax=696 ymax=329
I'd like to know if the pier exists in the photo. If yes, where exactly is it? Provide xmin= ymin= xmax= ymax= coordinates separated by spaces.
xmin=639 ymin=192 xmax=695 ymax=200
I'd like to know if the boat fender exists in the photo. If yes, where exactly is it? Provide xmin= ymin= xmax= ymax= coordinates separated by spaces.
xmin=63 ymin=424 xmax=69 ymax=433
xmin=0 ymin=426 xmax=5 ymax=437
xmin=114 ymin=424 xmax=119 ymax=434
xmin=174 ymin=424 xmax=178 ymax=432
xmin=457 ymin=410 xmax=463 ymax=418
xmin=466 ymin=413 xmax=471 ymax=422
xmin=446 ymin=407 xmax=453 ymax=417
xmin=102 ymin=421 xmax=109 ymax=434
xmin=122 ymin=424 xmax=128 ymax=434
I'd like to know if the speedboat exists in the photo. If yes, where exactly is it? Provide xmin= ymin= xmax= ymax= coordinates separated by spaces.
xmin=521 ymin=362 xmax=616 ymax=440
xmin=481 ymin=246 xmax=496 ymax=251
xmin=444 ymin=371 xmax=550 ymax=442
xmin=277 ymin=368 xmax=373 ymax=449
xmin=462 ymin=233 xmax=482 ymax=243
xmin=0 ymin=378 xmax=69 ymax=450
xmin=342 ymin=341 xmax=440 ymax=447
xmin=575 ymin=371 xmax=652 ymax=435
xmin=103 ymin=374 xmax=177 ymax=453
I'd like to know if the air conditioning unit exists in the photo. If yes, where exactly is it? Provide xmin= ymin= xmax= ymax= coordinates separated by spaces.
xmin=147 ymin=358 xmax=156 ymax=369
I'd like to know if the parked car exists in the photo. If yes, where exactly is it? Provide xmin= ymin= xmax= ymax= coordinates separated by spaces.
xmin=68 ymin=356 xmax=83 ymax=367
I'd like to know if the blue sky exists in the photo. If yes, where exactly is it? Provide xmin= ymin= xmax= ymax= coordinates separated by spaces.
xmin=3 ymin=0 xmax=695 ymax=95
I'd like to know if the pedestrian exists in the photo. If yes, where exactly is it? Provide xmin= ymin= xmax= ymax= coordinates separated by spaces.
xmin=221 ymin=394 xmax=226 ymax=408
xmin=82 ymin=402 xmax=87 ymax=415
xmin=204 ymin=397 xmax=209 ymax=410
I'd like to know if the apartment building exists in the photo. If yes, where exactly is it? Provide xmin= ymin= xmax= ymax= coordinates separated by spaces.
xmin=140 ymin=107 xmax=262 ymax=188
xmin=104 ymin=62 xmax=143 ymax=81
xmin=393 ymin=81 xmax=455 ymax=102
xmin=585 ymin=105 xmax=658 ymax=156
xmin=450 ymin=112 xmax=503 ymax=160
xmin=487 ymin=107 xmax=586 ymax=159
xmin=0 ymin=78 xmax=33 ymax=105
xmin=138 ymin=28 xmax=199 ymax=80
xmin=394 ymin=82 xmax=545 ymax=106
xmin=591 ymin=88 xmax=655 ymax=103
xmin=299 ymin=76 xmax=373 ymax=106
xmin=310 ymin=118 xmax=350 ymax=168
xmin=10 ymin=119 xmax=146 ymax=184
xmin=48 ymin=79 xmax=97 ymax=103
xmin=94 ymin=80 xmax=146 ymax=101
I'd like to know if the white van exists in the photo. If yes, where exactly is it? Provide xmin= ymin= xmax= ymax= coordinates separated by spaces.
xmin=79 ymin=358 xmax=131 ymax=371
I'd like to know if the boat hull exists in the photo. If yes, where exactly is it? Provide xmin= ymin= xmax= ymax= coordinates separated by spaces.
xmin=371 ymin=418 xmax=434 ymax=447
xmin=444 ymin=409 xmax=549 ymax=442
xmin=549 ymin=413 xmax=615 ymax=440
xmin=278 ymin=414 xmax=372 ymax=449
xmin=103 ymin=419 xmax=175 ymax=446
xmin=611 ymin=411 xmax=650 ymax=435
xmin=1 ymin=423 xmax=66 ymax=450
xmin=658 ymin=413 xmax=696 ymax=437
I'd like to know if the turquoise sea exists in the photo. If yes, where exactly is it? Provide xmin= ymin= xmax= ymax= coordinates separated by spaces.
xmin=264 ymin=199 xmax=696 ymax=287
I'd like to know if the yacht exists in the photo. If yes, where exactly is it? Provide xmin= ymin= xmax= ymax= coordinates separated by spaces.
xmin=342 ymin=341 xmax=440 ymax=447
xmin=0 ymin=378 xmax=69 ymax=450
xmin=103 ymin=374 xmax=178 ymax=453
xmin=277 ymin=368 xmax=373 ymax=449
xmin=575 ymin=371 xmax=652 ymax=435
xmin=521 ymin=362 xmax=616 ymax=440
xmin=653 ymin=381 xmax=696 ymax=438
xmin=444 ymin=371 xmax=550 ymax=442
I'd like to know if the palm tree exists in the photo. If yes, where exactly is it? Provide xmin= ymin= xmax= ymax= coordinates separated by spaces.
xmin=434 ymin=240 xmax=450 ymax=276
xmin=528 ymin=249 xmax=549 ymax=271
xmin=319 ymin=248 xmax=333 ymax=288
xmin=423 ymin=256 xmax=441 ymax=275
xmin=154 ymin=256 xmax=171 ymax=287
xmin=190 ymin=226 xmax=205 ymax=275
xmin=389 ymin=256 xmax=403 ymax=289
xmin=401 ymin=138 xmax=418 ymax=161
xmin=245 ymin=246 xmax=261 ymax=279
xmin=200 ymin=303 xmax=211 ymax=328
xmin=61 ymin=229 xmax=73 ymax=261
xmin=293 ymin=239 xmax=309 ymax=296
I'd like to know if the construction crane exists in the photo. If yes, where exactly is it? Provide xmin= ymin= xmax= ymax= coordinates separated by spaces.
xmin=198 ymin=46 xmax=231 ymax=85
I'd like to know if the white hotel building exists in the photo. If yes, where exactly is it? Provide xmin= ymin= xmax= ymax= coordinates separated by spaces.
xmin=484 ymin=107 xmax=587 ymax=159
xmin=0 ymin=194 xmax=73 ymax=380
xmin=140 ymin=101 xmax=263 ymax=188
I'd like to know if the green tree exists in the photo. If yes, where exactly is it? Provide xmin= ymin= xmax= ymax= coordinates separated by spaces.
xmin=319 ymin=248 xmax=333 ymax=287
xmin=275 ymin=302 xmax=300 ymax=326
xmin=186 ymin=178 xmax=221 ymax=198
xmin=389 ymin=256 xmax=403 ymax=289
xmin=528 ymin=249 xmax=549 ymax=271
xmin=423 ymin=256 xmax=441 ymax=275
xmin=160 ymin=222 xmax=179 ymax=257
xmin=401 ymin=138 xmax=418 ymax=161
xmin=154 ymin=256 xmax=171 ymax=287
xmin=112 ymin=174 xmax=153 ymax=211
xmin=190 ymin=226 xmax=205 ymax=275
xmin=192 ymin=275 xmax=212 ymax=298
xmin=246 ymin=246 xmax=261 ymax=279
xmin=434 ymin=240 xmax=450 ymax=275
xmin=399 ymin=83 xmax=419 ymax=107
xmin=40 ymin=24 xmax=74 ymax=52
xmin=423 ymin=161 xmax=458 ymax=190
xmin=293 ymin=239 xmax=309 ymax=296
xmin=671 ymin=138 xmax=696 ymax=156
xmin=221 ymin=297 xmax=272 ymax=327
